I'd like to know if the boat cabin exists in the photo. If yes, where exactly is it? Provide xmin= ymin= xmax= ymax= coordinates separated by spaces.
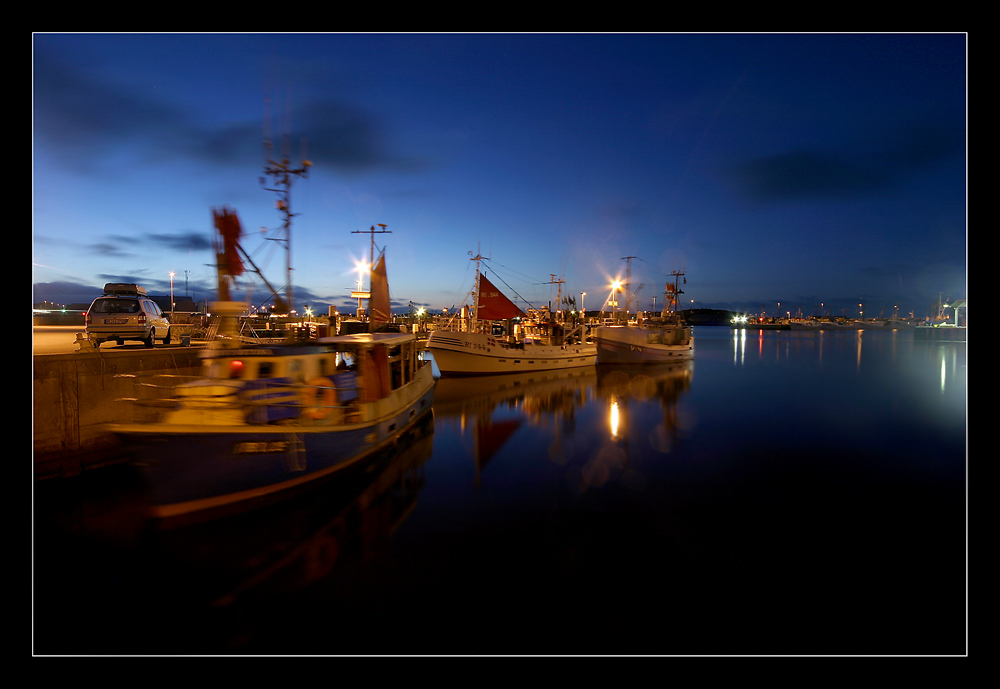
xmin=200 ymin=333 xmax=422 ymax=396
xmin=177 ymin=332 xmax=427 ymax=426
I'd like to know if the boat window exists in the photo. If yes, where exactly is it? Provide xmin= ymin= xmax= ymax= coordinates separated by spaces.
xmin=257 ymin=361 xmax=274 ymax=378
xmin=290 ymin=359 xmax=304 ymax=383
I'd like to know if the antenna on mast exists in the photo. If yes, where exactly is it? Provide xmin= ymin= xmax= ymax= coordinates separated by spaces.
xmin=260 ymin=88 xmax=311 ymax=315
xmin=352 ymin=223 xmax=392 ymax=270
xmin=350 ymin=224 xmax=391 ymax=319
xmin=468 ymin=244 xmax=490 ymax=329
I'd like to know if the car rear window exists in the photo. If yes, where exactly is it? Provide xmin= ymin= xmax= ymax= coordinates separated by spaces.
xmin=92 ymin=298 xmax=140 ymax=314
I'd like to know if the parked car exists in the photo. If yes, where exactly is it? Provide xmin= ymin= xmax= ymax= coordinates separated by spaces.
xmin=86 ymin=283 xmax=171 ymax=347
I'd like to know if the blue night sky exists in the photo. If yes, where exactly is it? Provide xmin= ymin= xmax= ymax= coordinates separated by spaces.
xmin=32 ymin=33 xmax=967 ymax=320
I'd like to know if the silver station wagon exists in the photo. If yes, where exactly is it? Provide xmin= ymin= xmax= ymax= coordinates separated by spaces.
xmin=86 ymin=283 xmax=172 ymax=347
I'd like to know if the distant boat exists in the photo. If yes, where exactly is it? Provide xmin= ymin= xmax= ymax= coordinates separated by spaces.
xmin=108 ymin=209 xmax=435 ymax=522
xmin=427 ymin=252 xmax=596 ymax=376
xmin=853 ymin=319 xmax=885 ymax=329
xmin=595 ymin=270 xmax=694 ymax=363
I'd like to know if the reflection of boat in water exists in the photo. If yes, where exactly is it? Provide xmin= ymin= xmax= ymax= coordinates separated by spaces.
xmin=35 ymin=413 xmax=436 ymax=654
xmin=189 ymin=415 xmax=436 ymax=614
xmin=433 ymin=366 xmax=595 ymax=412
xmin=427 ymin=252 xmax=596 ymax=376
xmin=108 ymin=206 xmax=435 ymax=522
xmin=596 ymin=361 xmax=694 ymax=450
xmin=596 ymin=270 xmax=694 ymax=363
xmin=434 ymin=367 xmax=596 ymax=478
xmin=596 ymin=361 xmax=693 ymax=409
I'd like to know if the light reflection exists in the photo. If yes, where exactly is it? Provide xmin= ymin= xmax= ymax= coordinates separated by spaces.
xmin=940 ymin=354 xmax=947 ymax=394
xmin=609 ymin=398 xmax=621 ymax=439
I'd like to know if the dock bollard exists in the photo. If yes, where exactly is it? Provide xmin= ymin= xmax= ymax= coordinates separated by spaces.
xmin=74 ymin=332 xmax=96 ymax=352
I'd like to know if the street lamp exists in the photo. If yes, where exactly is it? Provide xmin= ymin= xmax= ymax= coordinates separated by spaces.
xmin=581 ymin=292 xmax=586 ymax=321
xmin=169 ymin=271 xmax=175 ymax=319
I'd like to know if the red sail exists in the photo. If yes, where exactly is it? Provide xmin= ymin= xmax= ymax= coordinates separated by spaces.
xmin=369 ymin=251 xmax=391 ymax=329
xmin=212 ymin=207 xmax=245 ymax=277
xmin=477 ymin=274 xmax=524 ymax=321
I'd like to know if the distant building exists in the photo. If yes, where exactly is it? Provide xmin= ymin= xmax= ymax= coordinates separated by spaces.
xmin=150 ymin=295 xmax=198 ymax=313
xmin=32 ymin=302 xmax=86 ymax=326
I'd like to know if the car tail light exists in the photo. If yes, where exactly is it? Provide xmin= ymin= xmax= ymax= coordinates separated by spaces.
xmin=138 ymin=312 xmax=146 ymax=325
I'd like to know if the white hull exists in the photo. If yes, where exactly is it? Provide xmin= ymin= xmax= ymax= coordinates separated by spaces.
xmin=595 ymin=325 xmax=694 ymax=364
xmin=427 ymin=330 xmax=596 ymax=376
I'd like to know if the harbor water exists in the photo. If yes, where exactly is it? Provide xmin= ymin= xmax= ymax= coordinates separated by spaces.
xmin=33 ymin=327 xmax=967 ymax=655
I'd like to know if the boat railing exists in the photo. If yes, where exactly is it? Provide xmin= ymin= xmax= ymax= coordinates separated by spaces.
xmin=113 ymin=373 xmax=364 ymax=424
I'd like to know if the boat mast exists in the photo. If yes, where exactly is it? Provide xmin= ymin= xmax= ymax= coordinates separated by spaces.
xmin=470 ymin=247 xmax=487 ymax=332
xmin=621 ymin=256 xmax=636 ymax=318
xmin=351 ymin=224 xmax=392 ymax=318
xmin=352 ymin=224 xmax=392 ymax=272
xmin=261 ymin=94 xmax=310 ymax=315
xmin=664 ymin=270 xmax=685 ymax=318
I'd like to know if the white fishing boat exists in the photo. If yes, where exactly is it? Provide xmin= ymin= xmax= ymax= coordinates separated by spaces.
xmin=107 ymin=164 xmax=435 ymax=521
xmin=595 ymin=270 xmax=694 ymax=364
xmin=427 ymin=252 xmax=596 ymax=376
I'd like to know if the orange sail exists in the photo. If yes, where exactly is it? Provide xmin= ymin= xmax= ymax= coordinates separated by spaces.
xmin=369 ymin=251 xmax=391 ymax=330
xmin=477 ymin=274 xmax=524 ymax=321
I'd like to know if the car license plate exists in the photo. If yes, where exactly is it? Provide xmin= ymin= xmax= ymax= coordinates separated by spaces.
xmin=105 ymin=319 xmax=127 ymax=324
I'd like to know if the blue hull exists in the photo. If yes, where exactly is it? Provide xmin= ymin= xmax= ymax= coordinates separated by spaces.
xmin=117 ymin=392 xmax=434 ymax=520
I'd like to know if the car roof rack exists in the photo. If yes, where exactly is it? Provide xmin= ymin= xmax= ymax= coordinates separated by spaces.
xmin=103 ymin=283 xmax=147 ymax=296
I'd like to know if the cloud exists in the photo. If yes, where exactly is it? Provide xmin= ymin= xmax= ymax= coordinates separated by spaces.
xmin=296 ymin=100 xmax=433 ymax=174
xmin=33 ymin=280 xmax=104 ymax=306
xmin=33 ymin=48 xmax=432 ymax=177
xmin=33 ymin=50 xmax=196 ymax=173
xmin=145 ymin=231 xmax=214 ymax=253
xmin=727 ymin=122 xmax=963 ymax=203
xmin=82 ymin=231 xmax=213 ymax=258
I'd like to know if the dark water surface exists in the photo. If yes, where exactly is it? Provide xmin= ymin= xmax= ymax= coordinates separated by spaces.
xmin=33 ymin=327 xmax=967 ymax=656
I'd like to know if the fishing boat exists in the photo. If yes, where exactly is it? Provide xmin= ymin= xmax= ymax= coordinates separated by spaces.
xmin=426 ymin=252 xmax=596 ymax=376
xmin=109 ymin=328 xmax=435 ymax=521
xmin=595 ymin=270 xmax=694 ymax=363
xmin=108 ymin=182 xmax=435 ymax=521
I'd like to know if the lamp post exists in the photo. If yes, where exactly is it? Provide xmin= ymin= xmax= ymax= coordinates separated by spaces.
xmin=169 ymin=271 xmax=175 ymax=319
xmin=581 ymin=292 xmax=586 ymax=321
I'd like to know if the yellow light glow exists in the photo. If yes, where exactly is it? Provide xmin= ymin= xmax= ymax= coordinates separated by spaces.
xmin=609 ymin=399 xmax=620 ymax=439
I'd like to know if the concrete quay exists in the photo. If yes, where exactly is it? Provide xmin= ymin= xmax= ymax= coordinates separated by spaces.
xmin=33 ymin=347 xmax=202 ymax=479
